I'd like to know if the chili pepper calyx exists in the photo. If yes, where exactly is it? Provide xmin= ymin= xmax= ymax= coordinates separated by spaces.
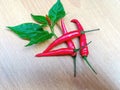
xmin=74 ymin=48 xmax=80 ymax=52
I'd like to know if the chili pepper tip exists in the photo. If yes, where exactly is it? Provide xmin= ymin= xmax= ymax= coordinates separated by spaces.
xmin=35 ymin=54 xmax=40 ymax=57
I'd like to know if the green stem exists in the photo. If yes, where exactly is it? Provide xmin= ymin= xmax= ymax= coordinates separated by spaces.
xmin=83 ymin=56 xmax=97 ymax=74
xmin=74 ymin=41 xmax=92 ymax=52
xmin=81 ymin=28 xmax=100 ymax=34
xmin=50 ymin=26 xmax=58 ymax=38
xmin=72 ymin=56 xmax=77 ymax=77
xmin=80 ymin=41 xmax=92 ymax=50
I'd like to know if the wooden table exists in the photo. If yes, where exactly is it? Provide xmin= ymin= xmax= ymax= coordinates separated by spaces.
xmin=0 ymin=0 xmax=120 ymax=90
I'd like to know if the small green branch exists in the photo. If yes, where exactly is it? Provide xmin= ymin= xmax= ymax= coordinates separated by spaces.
xmin=50 ymin=26 xmax=58 ymax=38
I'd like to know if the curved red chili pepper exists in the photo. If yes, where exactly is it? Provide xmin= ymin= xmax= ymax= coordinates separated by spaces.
xmin=61 ymin=19 xmax=77 ymax=77
xmin=36 ymin=48 xmax=76 ymax=57
xmin=61 ymin=19 xmax=75 ymax=49
xmin=71 ymin=19 xmax=84 ymax=32
xmin=71 ymin=19 xmax=97 ymax=74
xmin=71 ymin=19 xmax=88 ymax=55
xmin=43 ymin=30 xmax=81 ymax=53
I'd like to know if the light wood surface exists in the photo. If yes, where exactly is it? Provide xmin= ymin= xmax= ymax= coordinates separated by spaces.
xmin=0 ymin=0 xmax=120 ymax=90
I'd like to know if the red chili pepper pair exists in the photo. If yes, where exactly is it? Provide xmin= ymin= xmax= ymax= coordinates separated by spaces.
xmin=35 ymin=19 xmax=99 ymax=76
xmin=35 ymin=26 xmax=81 ymax=58
xmin=71 ymin=19 xmax=97 ymax=74
xmin=42 ymin=30 xmax=80 ymax=53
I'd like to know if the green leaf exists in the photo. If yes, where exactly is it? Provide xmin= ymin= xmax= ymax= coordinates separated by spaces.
xmin=8 ymin=23 xmax=53 ymax=46
xmin=7 ymin=23 xmax=43 ymax=40
xmin=48 ymin=0 xmax=66 ymax=24
xmin=31 ymin=14 xmax=48 ymax=27
xmin=26 ymin=32 xmax=53 ymax=46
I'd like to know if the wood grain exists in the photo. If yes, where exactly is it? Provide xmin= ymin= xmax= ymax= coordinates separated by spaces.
xmin=0 ymin=0 xmax=120 ymax=90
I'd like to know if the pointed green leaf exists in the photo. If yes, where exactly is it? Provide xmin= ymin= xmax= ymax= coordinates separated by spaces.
xmin=48 ymin=0 xmax=66 ymax=24
xmin=7 ymin=23 xmax=43 ymax=40
xmin=31 ymin=14 xmax=48 ymax=27
xmin=26 ymin=32 xmax=53 ymax=46
xmin=8 ymin=23 xmax=53 ymax=46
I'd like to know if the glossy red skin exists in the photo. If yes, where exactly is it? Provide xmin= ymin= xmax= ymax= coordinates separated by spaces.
xmin=80 ymin=34 xmax=89 ymax=56
xmin=71 ymin=19 xmax=89 ymax=56
xmin=36 ymin=48 xmax=76 ymax=57
xmin=43 ymin=30 xmax=81 ymax=53
xmin=61 ymin=19 xmax=76 ymax=49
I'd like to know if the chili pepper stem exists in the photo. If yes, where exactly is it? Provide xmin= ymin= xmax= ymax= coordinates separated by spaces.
xmin=74 ymin=41 xmax=92 ymax=52
xmin=81 ymin=28 xmax=100 ymax=34
xmin=83 ymin=56 xmax=97 ymax=74
xmin=74 ymin=40 xmax=92 ymax=52
xmin=81 ymin=41 xmax=92 ymax=50
xmin=72 ymin=56 xmax=77 ymax=77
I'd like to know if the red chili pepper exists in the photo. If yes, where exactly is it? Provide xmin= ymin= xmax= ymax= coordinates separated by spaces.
xmin=61 ymin=19 xmax=75 ymax=49
xmin=43 ymin=30 xmax=81 ymax=53
xmin=61 ymin=19 xmax=77 ymax=77
xmin=71 ymin=19 xmax=97 ymax=74
xmin=36 ymin=48 xmax=77 ymax=57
